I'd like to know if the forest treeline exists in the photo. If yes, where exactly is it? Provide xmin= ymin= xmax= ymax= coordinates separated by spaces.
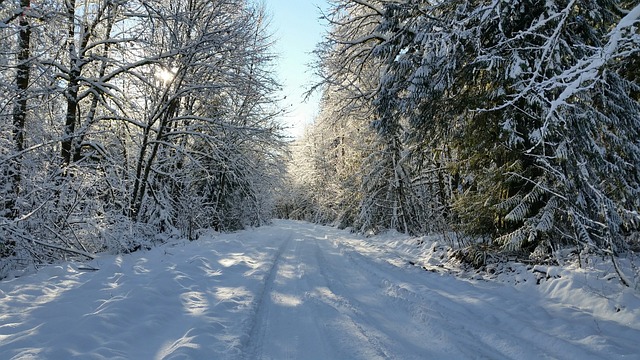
xmin=2 ymin=0 xmax=639 ymax=280
xmin=277 ymin=0 xmax=640 ymax=274
xmin=1 ymin=0 xmax=286 ymax=277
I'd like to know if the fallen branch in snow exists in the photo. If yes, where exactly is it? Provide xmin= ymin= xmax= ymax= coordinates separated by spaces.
xmin=610 ymin=251 xmax=631 ymax=288
xmin=76 ymin=265 xmax=100 ymax=271
xmin=9 ymin=229 xmax=96 ymax=260
xmin=29 ymin=238 xmax=96 ymax=260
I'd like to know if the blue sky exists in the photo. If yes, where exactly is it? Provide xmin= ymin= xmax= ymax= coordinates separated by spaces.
xmin=265 ymin=0 xmax=329 ymax=138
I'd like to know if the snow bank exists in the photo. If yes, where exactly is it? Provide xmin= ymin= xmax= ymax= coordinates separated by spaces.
xmin=357 ymin=230 xmax=640 ymax=335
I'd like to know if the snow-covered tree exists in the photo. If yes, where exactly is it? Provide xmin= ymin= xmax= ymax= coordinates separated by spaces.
xmin=510 ymin=3 xmax=640 ymax=260
xmin=0 ymin=0 xmax=286 ymax=278
xmin=307 ymin=0 xmax=429 ymax=234
xmin=0 ymin=0 xmax=32 ymax=220
xmin=309 ymin=0 xmax=639 ymax=263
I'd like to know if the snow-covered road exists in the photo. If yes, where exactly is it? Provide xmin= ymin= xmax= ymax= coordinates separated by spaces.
xmin=1 ymin=220 xmax=638 ymax=359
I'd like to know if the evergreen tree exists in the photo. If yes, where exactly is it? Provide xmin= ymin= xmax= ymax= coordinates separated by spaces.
xmin=311 ymin=0 xmax=639 ymax=264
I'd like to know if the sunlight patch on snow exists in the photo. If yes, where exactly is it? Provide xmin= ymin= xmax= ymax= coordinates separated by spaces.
xmin=270 ymin=291 xmax=303 ymax=307
xmin=218 ymin=253 xmax=260 ymax=269
xmin=276 ymin=263 xmax=305 ymax=282
xmin=214 ymin=286 xmax=253 ymax=309
xmin=173 ymin=272 xmax=195 ymax=289
xmin=6 ymin=277 xmax=81 ymax=309
xmin=312 ymin=287 xmax=339 ymax=302
xmin=133 ymin=258 xmax=150 ymax=274
xmin=191 ymin=257 xmax=223 ymax=278
xmin=114 ymin=255 xmax=123 ymax=268
xmin=308 ymin=287 xmax=357 ymax=314
xmin=203 ymin=267 xmax=223 ymax=277
xmin=0 ymin=323 xmax=43 ymax=348
xmin=88 ymin=292 xmax=131 ymax=316
xmin=154 ymin=328 xmax=200 ymax=360
xmin=187 ymin=255 xmax=224 ymax=277
xmin=104 ymin=273 xmax=124 ymax=290
xmin=180 ymin=291 xmax=209 ymax=316
xmin=9 ymin=347 xmax=44 ymax=359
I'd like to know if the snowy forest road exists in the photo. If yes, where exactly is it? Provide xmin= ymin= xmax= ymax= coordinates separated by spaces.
xmin=1 ymin=220 xmax=637 ymax=359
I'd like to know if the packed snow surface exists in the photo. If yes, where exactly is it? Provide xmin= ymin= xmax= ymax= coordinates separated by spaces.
xmin=1 ymin=220 xmax=638 ymax=359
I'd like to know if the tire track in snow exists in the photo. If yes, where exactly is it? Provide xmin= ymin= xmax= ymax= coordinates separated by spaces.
xmin=346 ymin=250 xmax=505 ymax=358
xmin=316 ymin=237 xmax=524 ymax=359
xmin=340 ymin=244 xmax=606 ymax=360
xmin=312 ymin=239 xmax=394 ymax=359
xmin=241 ymin=235 xmax=292 ymax=359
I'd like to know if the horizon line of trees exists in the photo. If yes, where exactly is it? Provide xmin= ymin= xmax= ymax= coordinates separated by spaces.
xmin=277 ymin=0 xmax=640 ymax=280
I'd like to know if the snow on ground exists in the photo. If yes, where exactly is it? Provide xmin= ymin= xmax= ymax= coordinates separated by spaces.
xmin=1 ymin=220 xmax=639 ymax=359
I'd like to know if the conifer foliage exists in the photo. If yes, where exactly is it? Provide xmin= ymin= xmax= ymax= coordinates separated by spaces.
xmin=291 ymin=0 xmax=640 ymax=265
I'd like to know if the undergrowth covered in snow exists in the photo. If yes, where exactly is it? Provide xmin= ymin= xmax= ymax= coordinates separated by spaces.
xmin=357 ymin=229 xmax=640 ymax=331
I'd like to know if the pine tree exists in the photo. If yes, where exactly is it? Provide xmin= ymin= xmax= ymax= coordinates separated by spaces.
xmin=313 ymin=0 xmax=639 ymax=262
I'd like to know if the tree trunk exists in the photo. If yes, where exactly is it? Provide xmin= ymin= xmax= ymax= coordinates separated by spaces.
xmin=130 ymin=98 xmax=179 ymax=221
xmin=6 ymin=0 xmax=32 ymax=219
xmin=61 ymin=0 xmax=78 ymax=171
